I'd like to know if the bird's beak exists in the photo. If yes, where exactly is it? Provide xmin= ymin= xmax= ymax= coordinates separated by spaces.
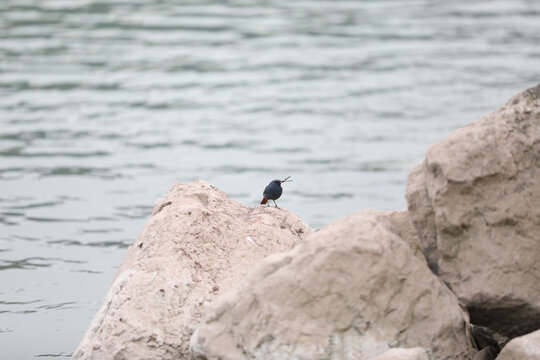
xmin=281 ymin=176 xmax=293 ymax=183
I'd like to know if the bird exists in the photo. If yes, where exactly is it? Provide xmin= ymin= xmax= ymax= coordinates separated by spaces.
xmin=260 ymin=176 xmax=292 ymax=207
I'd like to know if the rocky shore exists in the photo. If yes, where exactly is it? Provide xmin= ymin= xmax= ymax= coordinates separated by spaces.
xmin=73 ymin=84 xmax=539 ymax=360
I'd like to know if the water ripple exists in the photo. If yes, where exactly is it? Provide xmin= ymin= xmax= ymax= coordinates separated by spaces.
xmin=0 ymin=257 xmax=83 ymax=270
xmin=47 ymin=239 xmax=131 ymax=249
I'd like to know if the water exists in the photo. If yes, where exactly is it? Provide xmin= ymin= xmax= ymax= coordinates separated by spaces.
xmin=0 ymin=0 xmax=538 ymax=358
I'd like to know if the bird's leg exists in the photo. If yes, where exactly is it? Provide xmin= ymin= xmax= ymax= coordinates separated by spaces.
xmin=273 ymin=200 xmax=279 ymax=208
xmin=267 ymin=203 xmax=270 ymax=207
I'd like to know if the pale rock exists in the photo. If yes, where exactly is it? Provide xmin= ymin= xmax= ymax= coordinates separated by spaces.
xmin=406 ymin=84 xmax=540 ymax=337
xmin=73 ymin=180 xmax=312 ymax=360
xmin=496 ymin=329 xmax=540 ymax=360
xmin=369 ymin=347 xmax=431 ymax=360
xmin=385 ymin=210 xmax=428 ymax=265
xmin=191 ymin=210 xmax=469 ymax=360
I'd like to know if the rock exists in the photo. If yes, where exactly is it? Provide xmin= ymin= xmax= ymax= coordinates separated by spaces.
xmin=496 ymin=329 xmax=540 ymax=359
xmin=385 ymin=210 xmax=428 ymax=265
xmin=369 ymin=347 xmax=431 ymax=360
xmin=405 ymin=84 xmax=540 ymax=337
xmin=191 ymin=210 xmax=470 ymax=360
xmin=73 ymin=180 xmax=313 ymax=360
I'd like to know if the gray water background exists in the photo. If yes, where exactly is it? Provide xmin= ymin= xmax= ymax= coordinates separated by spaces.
xmin=0 ymin=0 xmax=539 ymax=358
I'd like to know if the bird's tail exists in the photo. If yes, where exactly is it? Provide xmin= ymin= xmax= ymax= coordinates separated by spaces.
xmin=260 ymin=197 xmax=268 ymax=205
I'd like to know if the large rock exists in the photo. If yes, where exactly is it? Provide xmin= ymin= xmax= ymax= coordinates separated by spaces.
xmin=496 ymin=329 xmax=540 ymax=360
xmin=406 ymin=84 xmax=540 ymax=337
xmin=191 ymin=210 xmax=470 ymax=360
xmin=73 ymin=180 xmax=312 ymax=360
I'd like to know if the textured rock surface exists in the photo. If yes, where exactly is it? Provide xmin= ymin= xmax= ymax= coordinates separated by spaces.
xmin=496 ymin=329 xmax=540 ymax=360
xmin=73 ymin=180 xmax=312 ymax=360
xmin=385 ymin=210 xmax=428 ymax=265
xmin=191 ymin=210 xmax=469 ymax=360
xmin=369 ymin=347 xmax=431 ymax=360
xmin=406 ymin=84 xmax=540 ymax=337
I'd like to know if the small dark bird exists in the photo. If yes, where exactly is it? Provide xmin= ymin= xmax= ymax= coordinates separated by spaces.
xmin=260 ymin=176 xmax=292 ymax=207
